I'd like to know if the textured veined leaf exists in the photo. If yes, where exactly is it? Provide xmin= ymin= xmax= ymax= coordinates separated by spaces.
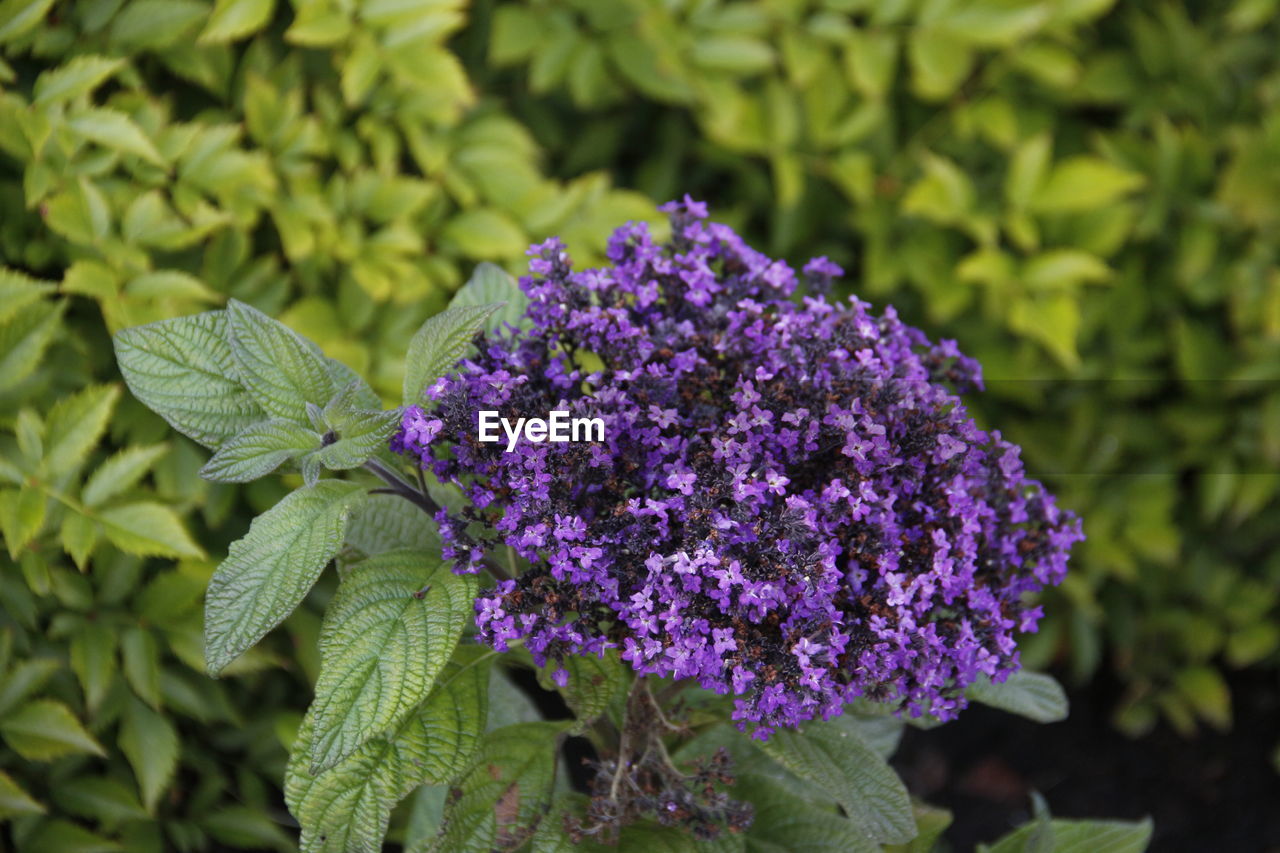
xmin=200 ymin=418 xmax=321 ymax=483
xmin=309 ymin=550 xmax=477 ymax=771
xmin=835 ymin=712 xmax=904 ymax=761
xmin=734 ymin=771 xmax=879 ymax=853
xmin=114 ymin=310 xmax=265 ymax=448
xmin=759 ymin=717 xmax=915 ymax=845
xmin=326 ymin=357 xmax=383 ymax=411
xmin=313 ymin=408 xmax=401 ymax=472
xmin=81 ymin=443 xmax=169 ymax=507
xmin=0 ymin=768 xmax=45 ymax=819
xmin=966 ymin=670 xmax=1069 ymax=723
xmin=979 ymin=817 xmax=1154 ymax=853
xmin=536 ymin=649 xmax=626 ymax=734
xmin=402 ymin=303 xmax=502 ymax=406
xmin=429 ymin=722 xmax=568 ymax=853
xmin=42 ymin=384 xmax=120 ymax=478
xmin=226 ymin=299 xmax=337 ymax=422
xmin=67 ymin=108 xmax=166 ymax=166
xmin=449 ymin=263 xmax=529 ymax=332
xmin=199 ymin=0 xmax=276 ymax=44
xmin=118 ymin=696 xmax=179 ymax=813
xmin=287 ymin=655 xmax=490 ymax=853
xmin=30 ymin=54 xmax=122 ymax=102
xmin=98 ymin=502 xmax=204 ymax=559
xmin=204 ymin=480 xmax=364 ymax=675
xmin=343 ymin=493 xmax=441 ymax=558
xmin=0 ymin=699 xmax=106 ymax=761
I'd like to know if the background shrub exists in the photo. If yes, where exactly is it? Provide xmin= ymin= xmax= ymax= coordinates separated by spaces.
xmin=477 ymin=0 xmax=1280 ymax=737
xmin=1 ymin=0 xmax=1277 ymax=848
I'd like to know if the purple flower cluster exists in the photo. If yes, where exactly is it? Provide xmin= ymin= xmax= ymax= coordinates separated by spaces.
xmin=393 ymin=198 xmax=1082 ymax=738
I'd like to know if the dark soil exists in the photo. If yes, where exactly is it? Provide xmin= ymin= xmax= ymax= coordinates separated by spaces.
xmin=893 ymin=670 xmax=1280 ymax=852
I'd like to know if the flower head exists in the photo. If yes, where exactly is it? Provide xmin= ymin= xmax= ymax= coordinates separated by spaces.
xmin=394 ymin=200 xmax=1082 ymax=736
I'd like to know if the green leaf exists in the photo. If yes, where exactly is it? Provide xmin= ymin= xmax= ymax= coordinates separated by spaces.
xmin=937 ymin=0 xmax=1051 ymax=47
xmin=0 ymin=485 xmax=46 ymax=558
xmin=43 ymin=384 xmax=120 ymax=478
xmin=1023 ymin=249 xmax=1111 ymax=290
xmin=31 ymin=54 xmax=122 ymax=103
xmin=0 ymin=768 xmax=45 ymax=819
xmin=901 ymin=153 xmax=974 ymax=225
xmin=199 ymin=0 xmax=275 ymax=44
xmin=0 ymin=699 xmax=106 ymax=760
xmin=201 ymin=804 xmax=296 ymax=851
xmin=0 ymin=268 xmax=55 ymax=325
xmin=759 ymin=717 xmax=915 ymax=845
xmin=908 ymin=28 xmax=973 ymax=100
xmin=45 ymin=179 xmax=111 ymax=245
xmin=21 ymin=819 xmax=122 ymax=853
xmin=60 ymin=511 xmax=99 ymax=569
xmin=440 ymin=209 xmax=527 ymax=260
xmin=1173 ymin=665 xmax=1232 ymax=730
xmin=310 ymin=550 xmax=476 ymax=771
xmin=0 ymin=658 xmax=60 ymax=716
xmin=343 ymin=493 xmax=441 ymax=558
xmin=979 ymin=817 xmax=1153 ymax=853
xmin=0 ymin=300 xmax=64 ymax=394
xmin=449 ymin=262 xmax=529 ymax=332
xmin=204 ymin=480 xmax=364 ymax=675
xmin=966 ymin=670 xmax=1069 ymax=723
xmin=121 ymin=627 xmax=162 ymax=708
xmin=81 ymin=444 xmax=169 ymax=507
xmin=200 ymin=418 xmax=321 ymax=482
xmin=287 ymin=655 xmax=490 ymax=853
xmin=110 ymin=0 xmax=207 ymax=49
xmin=690 ymin=36 xmax=775 ymax=74
xmin=313 ymin=408 xmax=401 ymax=472
xmin=1009 ymin=293 xmax=1081 ymax=369
xmin=68 ymin=108 xmax=166 ymax=166
xmin=118 ymin=696 xmax=179 ymax=813
xmin=430 ymin=722 xmax=566 ymax=853
xmin=55 ymin=776 xmax=149 ymax=825
xmin=1029 ymin=156 xmax=1145 ymax=213
xmin=402 ymin=303 xmax=501 ymax=406
xmin=536 ymin=650 xmax=626 ymax=734
xmin=1005 ymin=133 xmax=1052 ymax=209
xmin=114 ymin=310 xmax=266 ymax=449
xmin=98 ymin=502 xmax=205 ymax=559
xmin=226 ymin=299 xmax=337 ymax=422
xmin=735 ymin=770 xmax=878 ymax=853
xmin=69 ymin=621 xmax=118 ymax=712
xmin=896 ymin=801 xmax=953 ymax=853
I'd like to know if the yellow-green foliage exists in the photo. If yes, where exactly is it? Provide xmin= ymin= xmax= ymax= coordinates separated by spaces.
xmin=3 ymin=0 xmax=1280 ymax=846
xmin=0 ymin=1 xmax=650 ymax=848
xmin=483 ymin=0 xmax=1280 ymax=736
